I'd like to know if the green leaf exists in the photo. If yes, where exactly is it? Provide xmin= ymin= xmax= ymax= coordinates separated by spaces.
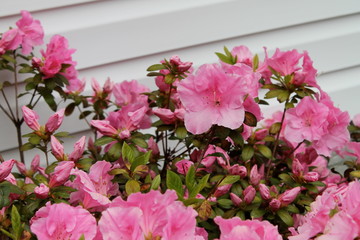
xmin=122 ymin=142 xmax=135 ymax=164
xmin=125 ymin=179 xmax=140 ymax=195
xmin=166 ymin=170 xmax=184 ymax=198
xmin=130 ymin=151 xmax=151 ymax=172
xmin=53 ymin=131 xmax=70 ymax=138
xmin=164 ymin=74 xmax=175 ymax=84
xmin=185 ymin=165 xmax=196 ymax=193
xmin=279 ymin=173 xmax=294 ymax=185
xmin=11 ymin=205 xmax=22 ymax=240
xmin=229 ymin=130 xmax=244 ymax=147
xmin=218 ymin=199 xmax=233 ymax=209
xmin=244 ymin=111 xmax=257 ymax=127
xmin=65 ymin=103 xmax=76 ymax=116
xmin=94 ymin=136 xmax=115 ymax=146
xmin=350 ymin=170 xmax=360 ymax=178
xmin=78 ymin=234 xmax=85 ymax=240
xmin=131 ymin=137 xmax=148 ymax=149
xmin=215 ymin=52 xmax=233 ymax=65
xmin=175 ymin=126 xmax=187 ymax=139
xmin=29 ymin=135 xmax=41 ymax=145
xmin=252 ymin=54 xmax=259 ymax=71
xmin=269 ymin=122 xmax=282 ymax=135
xmin=108 ymin=142 xmax=122 ymax=161
xmin=277 ymin=209 xmax=294 ymax=226
xmin=147 ymin=64 xmax=166 ymax=71
xmin=242 ymin=145 xmax=254 ymax=161
xmin=20 ymin=142 xmax=35 ymax=151
xmin=22 ymin=184 xmax=37 ymax=192
xmin=264 ymin=89 xmax=285 ymax=99
xmin=147 ymin=72 xmax=165 ymax=77
xmin=250 ymin=208 xmax=266 ymax=218
xmin=151 ymin=175 xmax=161 ymax=190
xmin=219 ymin=175 xmax=240 ymax=186
xmin=2 ymin=54 xmax=16 ymax=63
xmin=286 ymin=204 xmax=300 ymax=214
xmin=41 ymin=91 xmax=57 ymax=111
xmin=189 ymin=174 xmax=209 ymax=198
xmin=256 ymin=144 xmax=272 ymax=159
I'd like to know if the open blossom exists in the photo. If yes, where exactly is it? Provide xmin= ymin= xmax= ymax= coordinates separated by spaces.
xmin=178 ymin=63 xmax=248 ymax=134
xmin=16 ymin=10 xmax=44 ymax=54
xmin=113 ymin=80 xmax=149 ymax=107
xmin=284 ymin=96 xmax=329 ymax=143
xmin=0 ymin=29 xmax=22 ymax=54
xmin=98 ymin=190 xmax=204 ymax=240
xmin=215 ymin=216 xmax=282 ymax=240
xmin=66 ymin=161 xmax=119 ymax=211
xmin=267 ymin=48 xmax=303 ymax=76
xmin=34 ymin=183 xmax=49 ymax=199
xmin=31 ymin=202 xmax=97 ymax=240
xmin=202 ymin=145 xmax=230 ymax=169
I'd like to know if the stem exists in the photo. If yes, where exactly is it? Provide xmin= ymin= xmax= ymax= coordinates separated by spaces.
xmin=271 ymin=99 xmax=289 ymax=158
xmin=205 ymin=175 xmax=227 ymax=200
xmin=1 ymin=89 xmax=15 ymax=120
xmin=13 ymin=53 xmax=19 ymax=121
xmin=0 ymin=103 xmax=15 ymax=123
xmin=15 ymin=122 xmax=25 ymax=163
xmin=76 ymin=105 xmax=91 ymax=128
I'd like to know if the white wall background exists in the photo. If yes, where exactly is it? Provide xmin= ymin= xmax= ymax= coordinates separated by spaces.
xmin=0 ymin=0 xmax=359 ymax=167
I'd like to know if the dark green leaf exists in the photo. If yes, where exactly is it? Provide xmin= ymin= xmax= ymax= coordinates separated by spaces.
xmin=122 ymin=142 xmax=135 ymax=164
xmin=131 ymin=137 xmax=148 ymax=149
xmin=20 ymin=142 xmax=35 ymax=151
xmin=256 ymin=144 xmax=272 ymax=159
xmin=250 ymin=208 xmax=266 ymax=218
xmin=189 ymin=174 xmax=209 ymax=198
xmin=277 ymin=209 xmax=294 ymax=226
xmin=108 ymin=142 xmax=122 ymax=161
xmin=166 ymin=170 xmax=184 ymax=198
xmin=185 ymin=165 xmax=196 ymax=192
xmin=130 ymin=151 xmax=151 ymax=172
xmin=244 ymin=111 xmax=257 ymax=127
xmin=151 ymin=175 xmax=161 ymax=190
xmin=11 ymin=205 xmax=22 ymax=240
xmin=219 ymin=175 xmax=240 ymax=186
xmin=242 ymin=145 xmax=254 ymax=161
xmin=147 ymin=64 xmax=166 ymax=71
xmin=94 ymin=136 xmax=115 ymax=146
xmin=2 ymin=54 xmax=16 ymax=63
xmin=65 ymin=103 xmax=76 ymax=116
xmin=147 ymin=72 xmax=165 ymax=77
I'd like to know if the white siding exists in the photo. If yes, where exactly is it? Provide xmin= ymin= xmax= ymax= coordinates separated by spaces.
xmin=0 ymin=0 xmax=359 ymax=164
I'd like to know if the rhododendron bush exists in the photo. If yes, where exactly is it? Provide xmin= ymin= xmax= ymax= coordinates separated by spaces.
xmin=1 ymin=11 xmax=360 ymax=240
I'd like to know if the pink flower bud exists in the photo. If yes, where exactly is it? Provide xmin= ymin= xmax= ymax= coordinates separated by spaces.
xmin=259 ymin=184 xmax=271 ymax=200
xmin=103 ymin=77 xmax=113 ymax=95
xmin=0 ymin=159 xmax=16 ymax=181
xmin=119 ymin=129 xmax=131 ymax=139
xmin=254 ymin=129 xmax=268 ymax=141
xmin=243 ymin=185 xmax=256 ymax=204
xmin=250 ymin=165 xmax=261 ymax=185
xmin=45 ymin=109 xmax=65 ymax=133
xmin=15 ymin=161 xmax=27 ymax=175
xmin=32 ymin=57 xmax=42 ymax=68
xmin=153 ymin=108 xmax=176 ymax=124
xmin=228 ymin=164 xmax=247 ymax=178
xmin=31 ymin=155 xmax=40 ymax=172
xmin=270 ymin=185 xmax=278 ymax=195
xmin=214 ymin=184 xmax=232 ymax=198
xmin=169 ymin=55 xmax=192 ymax=73
xmin=34 ymin=183 xmax=49 ymax=199
xmin=175 ymin=159 xmax=194 ymax=175
xmin=25 ymin=177 xmax=34 ymax=184
xmin=174 ymin=108 xmax=185 ymax=121
xmin=68 ymin=136 xmax=86 ymax=162
xmin=292 ymin=158 xmax=304 ymax=176
xmin=91 ymin=78 xmax=102 ymax=94
xmin=353 ymin=113 xmax=360 ymax=127
xmin=279 ymin=187 xmax=301 ymax=206
xmin=49 ymin=161 xmax=75 ymax=188
xmin=269 ymin=199 xmax=281 ymax=211
xmin=303 ymin=172 xmax=319 ymax=182
xmin=90 ymin=120 xmax=118 ymax=136
xmin=22 ymin=106 xmax=40 ymax=131
xmin=230 ymin=193 xmax=243 ymax=206
xmin=148 ymin=137 xmax=159 ymax=156
xmin=50 ymin=136 xmax=64 ymax=160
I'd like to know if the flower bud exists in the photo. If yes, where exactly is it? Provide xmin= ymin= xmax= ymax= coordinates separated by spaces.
xmin=279 ymin=187 xmax=301 ymax=205
xmin=31 ymin=155 xmax=40 ymax=172
xmin=353 ymin=113 xmax=360 ymax=127
xmin=49 ymin=161 xmax=75 ymax=188
xmin=292 ymin=158 xmax=304 ymax=176
xmin=32 ymin=57 xmax=42 ymax=68
xmin=228 ymin=164 xmax=247 ymax=178
xmin=175 ymin=159 xmax=194 ymax=175
xmin=270 ymin=185 xmax=278 ymax=195
xmin=68 ymin=136 xmax=86 ymax=162
xmin=243 ymin=185 xmax=256 ymax=204
xmin=214 ymin=184 xmax=232 ymax=198
xmin=22 ymin=106 xmax=40 ymax=131
xmin=15 ymin=161 xmax=27 ymax=175
xmin=0 ymin=159 xmax=16 ymax=181
xmin=303 ymin=172 xmax=319 ymax=182
xmin=50 ymin=136 xmax=65 ymax=161
xmin=169 ymin=55 xmax=192 ymax=73
xmin=254 ymin=129 xmax=268 ymax=141
xmin=269 ymin=199 xmax=281 ymax=211
xmin=153 ymin=108 xmax=175 ymax=124
xmin=250 ymin=165 xmax=261 ymax=185
xmin=34 ymin=183 xmax=49 ymax=199
xmin=45 ymin=109 xmax=65 ymax=133
xmin=91 ymin=78 xmax=102 ymax=94
xmin=230 ymin=193 xmax=243 ymax=206
xmin=90 ymin=120 xmax=117 ymax=136
xmin=103 ymin=77 xmax=113 ymax=95
xmin=259 ymin=184 xmax=271 ymax=200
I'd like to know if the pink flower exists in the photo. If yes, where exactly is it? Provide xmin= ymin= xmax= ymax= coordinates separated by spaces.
xmin=353 ymin=113 xmax=360 ymax=127
xmin=267 ymin=48 xmax=303 ymax=76
xmin=292 ymin=51 xmax=318 ymax=88
xmin=202 ymin=145 xmax=230 ymax=168
xmin=214 ymin=184 xmax=232 ymax=198
xmin=66 ymin=77 xmax=86 ymax=94
xmin=175 ymin=160 xmax=194 ymax=175
xmin=153 ymin=108 xmax=177 ymax=124
xmin=66 ymin=161 xmax=119 ymax=211
xmin=303 ymin=172 xmax=319 ymax=182
xmin=230 ymin=193 xmax=243 ymax=206
xmin=284 ymin=96 xmax=329 ymax=143
xmin=68 ymin=136 xmax=86 ymax=162
xmin=34 ymin=183 xmax=49 ymax=199
xmin=177 ymin=63 xmax=247 ymax=134
xmin=259 ymin=184 xmax=271 ymax=200
xmin=170 ymin=55 xmax=193 ymax=73
xmin=113 ymin=80 xmax=149 ymax=107
xmin=30 ymin=202 xmax=97 ymax=240
xmin=49 ymin=161 xmax=75 ymax=188
xmin=228 ymin=164 xmax=247 ymax=178
xmin=16 ymin=10 xmax=44 ymax=54
xmin=0 ymin=29 xmax=22 ymax=54
xmin=214 ymin=216 xmax=282 ymax=240
xmin=22 ymin=106 xmax=40 ymax=131
xmin=0 ymin=159 xmax=16 ymax=181
xmin=243 ymin=185 xmax=256 ymax=204
xmin=98 ymin=190 xmax=201 ymax=239
xmin=50 ymin=136 xmax=65 ymax=161
xmin=250 ymin=165 xmax=262 ymax=185
xmin=90 ymin=120 xmax=118 ymax=137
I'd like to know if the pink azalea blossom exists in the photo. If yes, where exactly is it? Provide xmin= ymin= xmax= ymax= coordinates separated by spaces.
xmin=177 ymin=63 xmax=248 ymax=134
xmin=278 ymin=187 xmax=301 ymax=206
xmin=66 ymin=161 xmax=119 ymax=211
xmin=34 ymin=183 xmax=49 ymax=199
xmin=259 ymin=184 xmax=271 ymax=200
xmin=98 ymin=190 xmax=202 ymax=240
xmin=175 ymin=159 xmax=194 ymax=175
xmin=230 ymin=193 xmax=243 ymax=206
xmin=169 ymin=55 xmax=192 ymax=73
xmin=22 ymin=106 xmax=41 ymax=131
xmin=353 ymin=113 xmax=360 ymax=127
xmin=68 ymin=136 xmax=86 ymax=162
xmin=243 ymin=185 xmax=256 ymax=204
xmin=16 ymin=10 xmax=44 ymax=54
xmin=50 ymin=136 xmax=65 ymax=161
xmin=214 ymin=216 xmax=282 ymax=240
xmin=90 ymin=120 xmax=118 ymax=137
xmin=66 ymin=77 xmax=86 ymax=94
xmin=228 ymin=164 xmax=247 ymax=178
xmin=250 ymin=165 xmax=262 ymax=185
xmin=113 ymin=80 xmax=149 ymax=107
xmin=267 ymin=48 xmax=303 ymax=76
xmin=30 ymin=202 xmax=97 ymax=240
xmin=0 ymin=29 xmax=22 ymax=54
xmin=202 ymin=145 xmax=230 ymax=169
xmin=284 ymin=96 xmax=329 ymax=143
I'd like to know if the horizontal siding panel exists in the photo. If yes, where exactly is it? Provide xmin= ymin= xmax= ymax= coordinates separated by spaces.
xmin=0 ymin=0 xmax=97 ymax=17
